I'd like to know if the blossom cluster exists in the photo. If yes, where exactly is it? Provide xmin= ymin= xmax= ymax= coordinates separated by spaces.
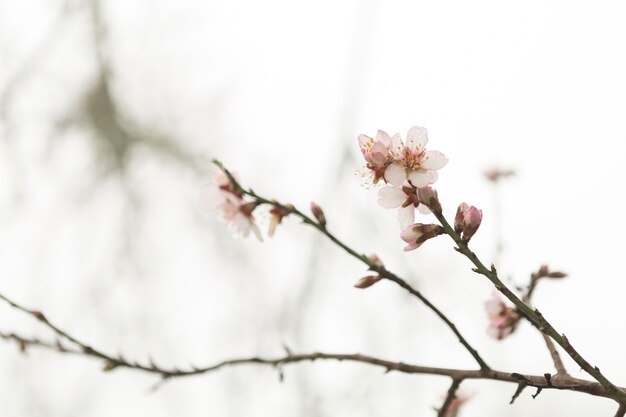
xmin=358 ymin=127 xmax=448 ymax=230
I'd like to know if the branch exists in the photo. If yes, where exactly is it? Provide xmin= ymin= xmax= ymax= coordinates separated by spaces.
xmin=432 ymin=210 xmax=626 ymax=403
xmin=215 ymin=162 xmax=489 ymax=371
xmin=523 ymin=267 xmax=568 ymax=376
xmin=0 ymin=322 xmax=620 ymax=402
xmin=437 ymin=378 xmax=462 ymax=417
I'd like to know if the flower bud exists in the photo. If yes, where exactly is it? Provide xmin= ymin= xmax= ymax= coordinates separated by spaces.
xmin=417 ymin=186 xmax=441 ymax=213
xmin=461 ymin=205 xmax=482 ymax=241
xmin=354 ymin=275 xmax=382 ymax=289
xmin=400 ymin=223 xmax=445 ymax=252
xmin=310 ymin=202 xmax=326 ymax=227
xmin=366 ymin=254 xmax=384 ymax=268
xmin=454 ymin=202 xmax=468 ymax=234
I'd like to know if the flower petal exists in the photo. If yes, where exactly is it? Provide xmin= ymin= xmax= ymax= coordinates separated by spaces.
xmin=384 ymin=162 xmax=407 ymax=186
xmin=403 ymin=241 xmax=422 ymax=252
xmin=377 ymin=186 xmax=405 ymax=208
xmin=397 ymin=205 xmax=415 ymax=229
xmin=408 ymin=170 xmax=434 ymax=187
xmin=390 ymin=133 xmax=404 ymax=159
xmin=421 ymin=150 xmax=448 ymax=170
xmin=375 ymin=130 xmax=391 ymax=147
xmin=358 ymin=134 xmax=371 ymax=150
xmin=417 ymin=204 xmax=431 ymax=215
xmin=407 ymin=126 xmax=428 ymax=150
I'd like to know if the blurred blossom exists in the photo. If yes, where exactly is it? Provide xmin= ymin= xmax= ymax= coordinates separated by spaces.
xmin=201 ymin=170 xmax=262 ymax=240
xmin=484 ymin=293 xmax=520 ymax=340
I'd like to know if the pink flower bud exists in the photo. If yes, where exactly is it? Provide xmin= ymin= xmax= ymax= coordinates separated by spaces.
xmin=417 ymin=186 xmax=441 ymax=213
xmin=400 ymin=223 xmax=444 ymax=252
xmin=310 ymin=202 xmax=326 ymax=227
xmin=462 ymin=206 xmax=482 ymax=241
xmin=454 ymin=202 xmax=468 ymax=234
xmin=354 ymin=275 xmax=382 ymax=289
xmin=366 ymin=254 xmax=384 ymax=268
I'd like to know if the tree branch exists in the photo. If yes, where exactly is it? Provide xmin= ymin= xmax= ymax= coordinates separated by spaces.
xmin=0 ymin=321 xmax=620 ymax=402
xmin=215 ymin=162 xmax=490 ymax=371
xmin=432 ymin=210 xmax=626 ymax=403
xmin=437 ymin=378 xmax=462 ymax=417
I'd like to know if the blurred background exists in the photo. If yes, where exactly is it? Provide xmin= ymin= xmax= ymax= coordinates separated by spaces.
xmin=1 ymin=0 xmax=626 ymax=415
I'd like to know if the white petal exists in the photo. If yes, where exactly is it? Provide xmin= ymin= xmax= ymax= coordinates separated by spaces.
xmin=377 ymin=186 xmax=405 ymax=208
xmin=407 ymin=126 xmax=428 ymax=150
xmin=250 ymin=223 xmax=264 ymax=241
xmin=390 ymin=133 xmax=404 ymax=158
xmin=408 ymin=170 xmax=434 ymax=187
xmin=421 ymin=150 xmax=448 ymax=170
xmin=384 ymin=162 xmax=407 ymax=186
xmin=375 ymin=130 xmax=391 ymax=147
xmin=417 ymin=204 xmax=431 ymax=215
xmin=397 ymin=205 xmax=415 ymax=229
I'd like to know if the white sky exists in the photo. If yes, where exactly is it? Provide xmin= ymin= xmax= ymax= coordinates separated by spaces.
xmin=1 ymin=0 xmax=626 ymax=416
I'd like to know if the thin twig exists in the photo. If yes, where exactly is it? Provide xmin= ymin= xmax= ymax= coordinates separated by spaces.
xmin=614 ymin=402 xmax=626 ymax=417
xmin=438 ymin=379 xmax=462 ymax=417
xmin=0 ymin=323 xmax=620 ymax=401
xmin=523 ymin=270 xmax=568 ymax=376
xmin=215 ymin=164 xmax=489 ymax=371
xmin=432 ymin=210 xmax=626 ymax=403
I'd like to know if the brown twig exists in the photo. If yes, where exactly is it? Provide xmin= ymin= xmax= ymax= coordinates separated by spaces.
xmin=0 ymin=322 xmax=621 ymax=402
xmin=438 ymin=378 xmax=462 ymax=417
xmin=215 ymin=162 xmax=490 ymax=371
xmin=522 ymin=267 xmax=569 ymax=376
xmin=432 ymin=210 xmax=626 ymax=403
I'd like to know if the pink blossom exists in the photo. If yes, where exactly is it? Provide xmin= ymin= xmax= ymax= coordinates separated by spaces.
xmin=386 ymin=126 xmax=448 ymax=187
xmin=484 ymin=294 xmax=519 ymax=340
xmin=400 ymin=223 xmax=444 ymax=252
xmin=201 ymin=170 xmax=263 ymax=241
xmin=358 ymin=130 xmax=393 ymax=184
xmin=357 ymin=126 xmax=447 ymax=188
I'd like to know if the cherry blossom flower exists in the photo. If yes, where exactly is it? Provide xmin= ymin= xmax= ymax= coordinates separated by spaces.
xmin=400 ymin=223 xmax=445 ymax=251
xmin=484 ymin=293 xmax=520 ymax=340
xmin=386 ymin=126 xmax=448 ymax=187
xmin=358 ymin=130 xmax=393 ymax=184
xmin=201 ymin=170 xmax=263 ymax=241
xmin=377 ymin=184 xmax=438 ymax=228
